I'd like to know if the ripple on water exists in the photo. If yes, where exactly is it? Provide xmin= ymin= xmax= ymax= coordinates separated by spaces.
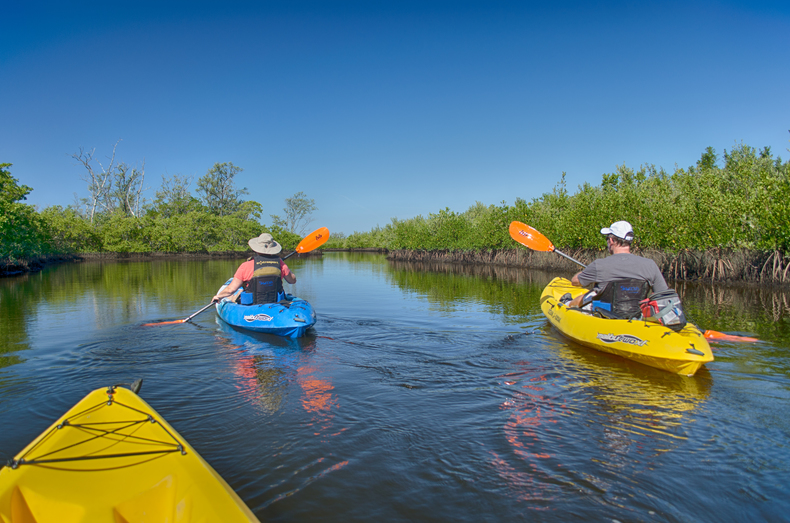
xmin=3 ymin=257 xmax=790 ymax=522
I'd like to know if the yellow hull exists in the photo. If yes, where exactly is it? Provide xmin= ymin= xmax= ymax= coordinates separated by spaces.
xmin=0 ymin=385 xmax=259 ymax=523
xmin=540 ymin=278 xmax=713 ymax=376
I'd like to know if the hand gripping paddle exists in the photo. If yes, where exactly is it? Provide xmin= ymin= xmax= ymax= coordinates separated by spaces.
xmin=508 ymin=221 xmax=758 ymax=343
xmin=143 ymin=226 xmax=330 ymax=326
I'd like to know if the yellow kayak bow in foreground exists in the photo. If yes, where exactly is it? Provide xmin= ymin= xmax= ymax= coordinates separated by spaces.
xmin=0 ymin=384 xmax=259 ymax=523
xmin=541 ymin=278 xmax=713 ymax=376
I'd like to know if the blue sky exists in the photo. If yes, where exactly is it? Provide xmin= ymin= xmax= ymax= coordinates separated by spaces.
xmin=2 ymin=1 xmax=788 ymax=236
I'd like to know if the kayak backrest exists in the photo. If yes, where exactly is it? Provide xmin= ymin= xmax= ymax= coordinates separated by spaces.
xmin=592 ymin=279 xmax=650 ymax=320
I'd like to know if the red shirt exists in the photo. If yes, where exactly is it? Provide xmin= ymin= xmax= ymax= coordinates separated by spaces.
xmin=234 ymin=258 xmax=291 ymax=282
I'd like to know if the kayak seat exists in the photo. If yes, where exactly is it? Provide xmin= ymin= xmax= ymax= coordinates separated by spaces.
xmin=592 ymin=279 xmax=650 ymax=320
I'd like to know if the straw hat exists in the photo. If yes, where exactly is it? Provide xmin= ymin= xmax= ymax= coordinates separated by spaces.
xmin=248 ymin=233 xmax=282 ymax=254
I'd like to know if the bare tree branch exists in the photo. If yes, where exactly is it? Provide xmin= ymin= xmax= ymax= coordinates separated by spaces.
xmin=72 ymin=140 xmax=147 ymax=220
xmin=72 ymin=140 xmax=122 ymax=224
xmin=271 ymin=192 xmax=317 ymax=235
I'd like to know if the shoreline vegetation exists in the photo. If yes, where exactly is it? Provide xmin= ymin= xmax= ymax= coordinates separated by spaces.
xmin=0 ymin=250 xmax=324 ymax=277
xmin=3 ymin=141 xmax=789 ymax=285
xmin=384 ymin=247 xmax=790 ymax=286
xmin=5 ymin=248 xmax=786 ymax=287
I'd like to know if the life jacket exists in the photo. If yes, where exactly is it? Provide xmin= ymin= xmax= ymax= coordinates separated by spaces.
xmin=245 ymin=255 xmax=284 ymax=305
xmin=589 ymin=279 xmax=650 ymax=320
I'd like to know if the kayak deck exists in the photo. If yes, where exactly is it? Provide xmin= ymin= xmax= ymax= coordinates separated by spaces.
xmin=0 ymin=385 xmax=259 ymax=522
xmin=215 ymin=279 xmax=316 ymax=338
xmin=540 ymin=277 xmax=713 ymax=376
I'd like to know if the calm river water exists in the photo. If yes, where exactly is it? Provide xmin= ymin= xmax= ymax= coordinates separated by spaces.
xmin=1 ymin=253 xmax=789 ymax=522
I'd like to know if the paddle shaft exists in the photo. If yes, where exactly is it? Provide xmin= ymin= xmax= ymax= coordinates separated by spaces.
xmin=186 ymin=253 xmax=296 ymax=323
xmin=145 ymin=227 xmax=329 ymax=326
xmin=183 ymin=302 xmax=215 ymax=322
xmin=554 ymin=249 xmax=586 ymax=269
xmin=552 ymin=246 xmax=753 ymax=341
xmin=508 ymin=221 xmax=757 ymax=342
xmin=210 ymin=232 xmax=328 ymax=304
xmin=509 ymin=221 xmax=587 ymax=268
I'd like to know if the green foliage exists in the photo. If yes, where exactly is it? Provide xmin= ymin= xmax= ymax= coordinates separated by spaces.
xmin=129 ymin=211 xmax=265 ymax=253
xmin=39 ymin=206 xmax=102 ymax=253
xmin=3 ymin=159 xmax=318 ymax=258
xmin=380 ymin=202 xmax=516 ymax=251
xmin=96 ymin=211 xmax=150 ymax=252
xmin=270 ymin=191 xmax=317 ymax=235
xmin=324 ymin=231 xmax=346 ymax=249
xmin=267 ymin=225 xmax=303 ymax=251
xmin=346 ymin=143 xmax=790 ymax=254
xmin=0 ymin=163 xmax=48 ymax=262
xmin=196 ymin=162 xmax=249 ymax=216
xmin=0 ymin=163 xmax=32 ymax=203
xmin=5 ymin=141 xmax=789 ymax=261
xmin=150 ymin=173 xmax=203 ymax=218
xmin=326 ymin=225 xmax=395 ymax=249
xmin=37 ymin=191 xmax=268 ymax=255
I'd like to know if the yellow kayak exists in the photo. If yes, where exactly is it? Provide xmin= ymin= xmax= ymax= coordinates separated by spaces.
xmin=540 ymin=278 xmax=713 ymax=376
xmin=0 ymin=383 xmax=259 ymax=523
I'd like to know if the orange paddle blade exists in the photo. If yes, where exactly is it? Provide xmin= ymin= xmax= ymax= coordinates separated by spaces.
xmin=142 ymin=319 xmax=186 ymax=326
xmin=142 ymin=302 xmax=215 ymax=327
xmin=509 ymin=221 xmax=555 ymax=252
xmin=296 ymin=227 xmax=330 ymax=253
xmin=704 ymin=330 xmax=758 ymax=342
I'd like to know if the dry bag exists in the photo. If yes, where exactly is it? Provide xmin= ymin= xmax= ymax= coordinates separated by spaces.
xmin=639 ymin=290 xmax=687 ymax=331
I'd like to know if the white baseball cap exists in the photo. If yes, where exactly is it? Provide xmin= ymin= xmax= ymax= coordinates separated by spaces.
xmin=600 ymin=221 xmax=634 ymax=241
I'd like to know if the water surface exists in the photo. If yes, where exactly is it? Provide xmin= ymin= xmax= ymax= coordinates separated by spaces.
xmin=1 ymin=253 xmax=788 ymax=522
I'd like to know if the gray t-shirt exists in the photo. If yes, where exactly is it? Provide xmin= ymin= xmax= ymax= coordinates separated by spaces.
xmin=577 ymin=253 xmax=669 ymax=293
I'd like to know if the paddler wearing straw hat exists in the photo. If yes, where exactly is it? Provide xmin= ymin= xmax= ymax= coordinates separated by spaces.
xmin=212 ymin=233 xmax=297 ymax=305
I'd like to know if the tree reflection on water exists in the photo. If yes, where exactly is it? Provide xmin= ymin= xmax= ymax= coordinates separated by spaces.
xmin=214 ymin=319 xmax=340 ymax=439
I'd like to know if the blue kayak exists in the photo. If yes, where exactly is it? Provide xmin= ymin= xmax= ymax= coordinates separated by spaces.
xmin=215 ymin=279 xmax=317 ymax=338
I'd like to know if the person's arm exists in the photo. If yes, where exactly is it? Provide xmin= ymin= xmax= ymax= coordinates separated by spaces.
xmin=652 ymin=269 xmax=669 ymax=293
xmin=281 ymin=261 xmax=297 ymax=284
xmin=212 ymin=277 xmax=244 ymax=302
xmin=569 ymin=268 xmax=591 ymax=306
xmin=572 ymin=261 xmax=596 ymax=287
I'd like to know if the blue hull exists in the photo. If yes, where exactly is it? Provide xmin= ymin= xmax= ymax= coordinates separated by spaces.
xmin=215 ymin=285 xmax=316 ymax=338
